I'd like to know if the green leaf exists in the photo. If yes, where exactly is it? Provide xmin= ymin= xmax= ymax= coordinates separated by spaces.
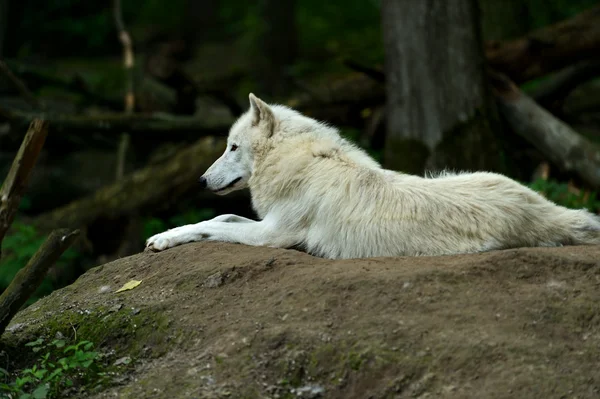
xmin=33 ymin=369 xmax=47 ymax=379
xmin=15 ymin=375 xmax=33 ymax=387
xmin=51 ymin=339 xmax=65 ymax=348
xmin=44 ymin=369 xmax=63 ymax=382
xmin=25 ymin=339 xmax=43 ymax=347
xmin=32 ymin=383 xmax=49 ymax=399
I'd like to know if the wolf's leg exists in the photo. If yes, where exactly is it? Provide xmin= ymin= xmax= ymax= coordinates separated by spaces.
xmin=145 ymin=217 xmax=297 ymax=252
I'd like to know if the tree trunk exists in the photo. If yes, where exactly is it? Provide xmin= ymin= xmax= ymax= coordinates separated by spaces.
xmin=381 ymin=0 xmax=507 ymax=175
xmin=258 ymin=0 xmax=298 ymax=98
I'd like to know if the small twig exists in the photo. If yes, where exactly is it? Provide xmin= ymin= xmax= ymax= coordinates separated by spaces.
xmin=0 ymin=119 xmax=49 ymax=259
xmin=0 ymin=59 xmax=43 ymax=109
xmin=113 ymin=0 xmax=135 ymax=181
xmin=0 ymin=229 xmax=80 ymax=336
xmin=69 ymin=321 xmax=77 ymax=341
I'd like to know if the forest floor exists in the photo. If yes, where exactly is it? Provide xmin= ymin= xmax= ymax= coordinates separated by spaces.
xmin=5 ymin=242 xmax=600 ymax=398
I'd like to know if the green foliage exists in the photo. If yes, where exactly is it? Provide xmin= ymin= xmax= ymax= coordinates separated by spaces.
xmin=142 ymin=208 xmax=216 ymax=240
xmin=0 ymin=221 xmax=81 ymax=307
xmin=528 ymin=178 xmax=600 ymax=212
xmin=0 ymin=339 xmax=106 ymax=399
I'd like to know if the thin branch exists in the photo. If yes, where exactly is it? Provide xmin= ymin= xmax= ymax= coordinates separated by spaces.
xmin=0 ymin=120 xmax=49 ymax=258
xmin=0 ymin=59 xmax=43 ymax=109
xmin=113 ymin=0 xmax=135 ymax=180
xmin=0 ymin=107 xmax=232 ymax=136
xmin=0 ymin=229 xmax=79 ymax=336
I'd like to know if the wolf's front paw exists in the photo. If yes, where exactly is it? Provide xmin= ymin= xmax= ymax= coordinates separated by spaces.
xmin=145 ymin=231 xmax=178 ymax=252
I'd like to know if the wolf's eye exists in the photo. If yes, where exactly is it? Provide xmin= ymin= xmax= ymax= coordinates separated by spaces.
xmin=231 ymin=144 xmax=238 ymax=152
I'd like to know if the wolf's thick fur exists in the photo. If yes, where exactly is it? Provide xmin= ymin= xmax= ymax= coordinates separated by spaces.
xmin=146 ymin=94 xmax=600 ymax=259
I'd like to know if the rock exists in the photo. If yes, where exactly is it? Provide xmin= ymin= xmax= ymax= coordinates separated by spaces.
xmin=3 ymin=242 xmax=600 ymax=398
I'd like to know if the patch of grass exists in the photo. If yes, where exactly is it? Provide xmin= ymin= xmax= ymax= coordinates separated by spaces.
xmin=528 ymin=178 xmax=600 ymax=212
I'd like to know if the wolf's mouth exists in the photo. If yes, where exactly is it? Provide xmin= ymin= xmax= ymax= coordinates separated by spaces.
xmin=214 ymin=177 xmax=242 ymax=192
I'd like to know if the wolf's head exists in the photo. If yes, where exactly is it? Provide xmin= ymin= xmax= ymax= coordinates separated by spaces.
xmin=199 ymin=93 xmax=276 ymax=195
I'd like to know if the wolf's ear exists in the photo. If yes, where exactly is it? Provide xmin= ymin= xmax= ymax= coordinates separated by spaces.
xmin=249 ymin=93 xmax=275 ymax=136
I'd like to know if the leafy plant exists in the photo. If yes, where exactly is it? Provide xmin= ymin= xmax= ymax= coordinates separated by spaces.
xmin=0 ymin=338 xmax=106 ymax=399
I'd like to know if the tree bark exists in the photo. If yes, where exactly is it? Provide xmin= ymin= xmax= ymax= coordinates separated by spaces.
xmin=33 ymin=137 xmax=225 ymax=231
xmin=381 ymin=0 xmax=506 ymax=174
xmin=0 ymin=120 xmax=49 ymax=259
xmin=0 ymin=229 xmax=79 ymax=336
xmin=490 ymin=71 xmax=600 ymax=189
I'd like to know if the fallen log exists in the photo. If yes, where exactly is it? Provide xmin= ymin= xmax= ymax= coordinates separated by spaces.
xmin=33 ymin=136 xmax=226 ymax=231
xmin=489 ymin=70 xmax=600 ymax=189
xmin=0 ymin=229 xmax=79 ymax=336
xmin=0 ymin=120 xmax=49 ymax=258
xmin=485 ymin=5 xmax=600 ymax=84
xmin=528 ymin=59 xmax=600 ymax=109
xmin=0 ymin=107 xmax=233 ymax=137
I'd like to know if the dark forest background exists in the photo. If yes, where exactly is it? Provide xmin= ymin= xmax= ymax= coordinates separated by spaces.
xmin=1 ymin=0 xmax=600 ymax=305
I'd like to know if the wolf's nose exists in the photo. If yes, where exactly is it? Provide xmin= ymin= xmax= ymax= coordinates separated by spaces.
xmin=198 ymin=176 xmax=207 ymax=189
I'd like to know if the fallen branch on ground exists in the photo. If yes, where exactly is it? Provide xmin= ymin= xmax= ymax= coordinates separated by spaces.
xmin=0 ymin=108 xmax=233 ymax=136
xmin=485 ymin=5 xmax=600 ymax=84
xmin=33 ymin=137 xmax=226 ymax=231
xmin=489 ymin=70 xmax=600 ymax=189
xmin=528 ymin=59 xmax=600 ymax=109
xmin=0 ymin=120 xmax=49 ymax=258
xmin=0 ymin=229 xmax=79 ymax=336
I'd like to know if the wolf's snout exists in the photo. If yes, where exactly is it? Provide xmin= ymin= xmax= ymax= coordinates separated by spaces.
xmin=198 ymin=176 xmax=207 ymax=189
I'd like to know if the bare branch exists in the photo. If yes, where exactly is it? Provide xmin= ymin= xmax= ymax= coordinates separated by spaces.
xmin=0 ymin=120 xmax=49 ymax=258
xmin=489 ymin=70 xmax=600 ymax=188
xmin=0 ymin=229 xmax=79 ymax=336
xmin=113 ymin=0 xmax=136 ymax=180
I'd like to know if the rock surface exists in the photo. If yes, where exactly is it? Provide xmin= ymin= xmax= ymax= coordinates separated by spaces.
xmin=5 ymin=242 xmax=600 ymax=398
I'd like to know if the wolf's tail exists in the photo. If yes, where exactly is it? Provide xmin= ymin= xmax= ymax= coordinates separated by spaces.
xmin=567 ymin=209 xmax=600 ymax=245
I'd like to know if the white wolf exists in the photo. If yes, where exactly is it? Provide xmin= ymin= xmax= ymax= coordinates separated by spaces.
xmin=146 ymin=93 xmax=600 ymax=259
